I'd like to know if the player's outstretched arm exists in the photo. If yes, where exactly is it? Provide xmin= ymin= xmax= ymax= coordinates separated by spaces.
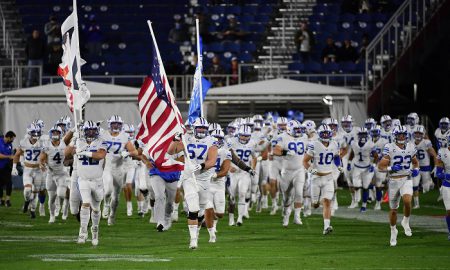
xmin=203 ymin=146 xmax=218 ymax=170
xmin=216 ymin=159 xmax=231 ymax=178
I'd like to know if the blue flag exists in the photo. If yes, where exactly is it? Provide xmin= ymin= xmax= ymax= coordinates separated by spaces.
xmin=188 ymin=36 xmax=211 ymax=124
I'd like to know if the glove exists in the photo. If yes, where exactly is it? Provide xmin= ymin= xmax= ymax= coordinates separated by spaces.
xmin=287 ymin=150 xmax=296 ymax=156
xmin=308 ymin=167 xmax=318 ymax=175
xmin=192 ymin=163 xmax=203 ymax=172
xmin=347 ymin=164 xmax=352 ymax=171
xmin=120 ymin=151 xmax=130 ymax=158
xmin=256 ymin=156 xmax=263 ymax=162
xmin=173 ymin=132 xmax=182 ymax=142
xmin=369 ymin=165 xmax=374 ymax=173
xmin=248 ymin=169 xmax=256 ymax=177
xmin=446 ymin=173 xmax=450 ymax=181
xmin=411 ymin=168 xmax=420 ymax=177
xmin=77 ymin=151 xmax=92 ymax=158
xmin=337 ymin=166 xmax=344 ymax=173
xmin=11 ymin=165 xmax=18 ymax=176
xmin=436 ymin=167 xmax=445 ymax=180
xmin=388 ymin=164 xmax=402 ymax=172
xmin=211 ymin=173 xmax=218 ymax=180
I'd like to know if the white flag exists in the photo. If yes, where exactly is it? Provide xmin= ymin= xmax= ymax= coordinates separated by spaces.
xmin=57 ymin=0 xmax=90 ymax=112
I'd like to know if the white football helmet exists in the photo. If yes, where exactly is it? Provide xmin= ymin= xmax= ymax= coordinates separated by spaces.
xmin=108 ymin=115 xmax=123 ymax=133
xmin=226 ymin=121 xmax=238 ymax=136
xmin=413 ymin=125 xmax=425 ymax=141
xmin=327 ymin=118 xmax=339 ymax=132
xmin=287 ymin=120 xmax=302 ymax=137
xmin=371 ymin=125 xmax=381 ymax=139
xmin=237 ymin=125 xmax=252 ymax=144
xmin=380 ymin=115 xmax=392 ymax=131
xmin=392 ymin=125 xmax=408 ymax=145
xmin=341 ymin=115 xmax=353 ymax=133
xmin=253 ymin=122 xmax=262 ymax=132
xmin=211 ymin=129 xmax=225 ymax=148
xmin=208 ymin=123 xmax=222 ymax=134
xmin=317 ymin=124 xmax=332 ymax=142
xmin=49 ymin=125 xmax=63 ymax=141
xmin=439 ymin=117 xmax=450 ymax=132
xmin=253 ymin=114 xmax=264 ymax=125
xmin=406 ymin=112 xmax=419 ymax=127
xmin=276 ymin=117 xmax=288 ymax=131
xmin=123 ymin=124 xmax=135 ymax=140
xmin=364 ymin=118 xmax=376 ymax=131
xmin=193 ymin=117 xmax=209 ymax=139
xmin=356 ymin=127 xmax=369 ymax=144
xmin=83 ymin=121 xmax=100 ymax=142
xmin=303 ymin=120 xmax=316 ymax=134
xmin=27 ymin=123 xmax=41 ymax=139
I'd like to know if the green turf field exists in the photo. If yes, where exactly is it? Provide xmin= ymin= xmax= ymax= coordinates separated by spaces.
xmin=0 ymin=189 xmax=449 ymax=269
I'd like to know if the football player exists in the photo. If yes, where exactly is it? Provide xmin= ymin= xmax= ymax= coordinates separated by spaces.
xmin=12 ymin=124 xmax=45 ymax=219
xmin=347 ymin=127 xmax=378 ymax=212
xmin=378 ymin=125 xmax=419 ymax=247
xmin=303 ymin=124 xmax=341 ymax=235
xmin=39 ymin=125 xmax=69 ymax=222
xmin=101 ymin=115 xmax=138 ymax=225
xmin=435 ymin=133 xmax=450 ymax=240
xmin=411 ymin=125 xmax=437 ymax=208
xmin=371 ymin=125 xmax=389 ymax=210
xmin=340 ymin=115 xmax=358 ymax=208
xmin=435 ymin=117 xmax=449 ymax=149
xmin=71 ymin=121 xmax=107 ymax=246
xmin=273 ymin=120 xmax=307 ymax=226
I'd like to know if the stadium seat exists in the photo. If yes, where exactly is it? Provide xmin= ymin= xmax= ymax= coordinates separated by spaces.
xmin=288 ymin=62 xmax=305 ymax=73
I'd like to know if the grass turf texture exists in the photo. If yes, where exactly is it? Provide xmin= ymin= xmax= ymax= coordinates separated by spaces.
xmin=0 ymin=189 xmax=449 ymax=269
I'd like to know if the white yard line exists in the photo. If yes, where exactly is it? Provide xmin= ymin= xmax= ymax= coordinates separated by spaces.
xmin=0 ymin=221 xmax=34 ymax=228
xmin=29 ymin=254 xmax=171 ymax=262
xmin=317 ymin=208 xmax=448 ymax=233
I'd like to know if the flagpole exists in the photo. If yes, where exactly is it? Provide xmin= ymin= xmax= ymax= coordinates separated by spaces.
xmin=72 ymin=0 xmax=80 ymax=134
xmin=195 ymin=19 xmax=204 ymax=118
xmin=146 ymin=20 xmax=196 ymax=176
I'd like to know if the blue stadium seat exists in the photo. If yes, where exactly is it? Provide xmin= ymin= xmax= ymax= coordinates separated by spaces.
xmin=304 ymin=61 xmax=322 ymax=73
xmin=288 ymin=62 xmax=305 ymax=73
xmin=241 ymin=5 xmax=258 ymax=14
xmin=241 ymin=42 xmax=256 ymax=52
xmin=338 ymin=62 xmax=356 ymax=73
xmin=238 ymin=52 xmax=253 ymax=62
xmin=223 ymin=42 xmax=241 ymax=53
xmin=323 ymin=62 xmax=339 ymax=73
xmin=226 ymin=6 xmax=241 ymax=15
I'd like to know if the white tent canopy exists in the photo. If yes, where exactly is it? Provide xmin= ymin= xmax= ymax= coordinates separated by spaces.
xmin=0 ymin=81 xmax=141 ymax=142
xmin=206 ymin=78 xmax=368 ymax=125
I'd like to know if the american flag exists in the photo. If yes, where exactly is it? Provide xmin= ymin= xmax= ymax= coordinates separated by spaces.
xmin=136 ymin=40 xmax=184 ymax=172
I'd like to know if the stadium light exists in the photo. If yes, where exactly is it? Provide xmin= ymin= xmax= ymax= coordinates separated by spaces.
xmin=322 ymin=95 xmax=333 ymax=106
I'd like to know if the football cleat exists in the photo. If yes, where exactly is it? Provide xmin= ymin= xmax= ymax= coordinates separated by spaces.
xmin=236 ymin=216 xmax=243 ymax=226
xmin=374 ymin=201 xmax=381 ymax=210
xmin=360 ymin=207 xmax=366 ymax=213
xmin=209 ymin=235 xmax=216 ymax=243
xmin=30 ymin=211 xmax=36 ymax=219
xmin=77 ymin=227 xmax=88 ymax=244
xmin=294 ymin=215 xmax=303 ymax=225
xmin=91 ymin=226 xmax=99 ymax=246
xmin=48 ymin=215 xmax=55 ymax=224
xmin=156 ymin=224 xmax=164 ymax=232
xmin=270 ymin=205 xmax=278 ymax=215
xmin=323 ymin=226 xmax=333 ymax=235
xmin=401 ymin=218 xmax=412 ymax=237
xmin=171 ymin=209 xmax=179 ymax=222
xmin=282 ymin=215 xmax=289 ymax=228
xmin=107 ymin=215 xmax=115 ymax=226
xmin=390 ymin=227 xmax=398 ymax=246
xmin=189 ymin=238 xmax=198 ymax=249
xmin=23 ymin=200 xmax=30 ymax=213
xmin=5 ymin=200 xmax=11 ymax=207
xmin=102 ymin=205 xmax=110 ymax=219
xmin=413 ymin=205 xmax=420 ymax=209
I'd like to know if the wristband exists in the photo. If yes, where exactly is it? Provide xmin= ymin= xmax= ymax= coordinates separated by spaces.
xmin=387 ymin=166 xmax=392 ymax=172
xmin=85 ymin=152 xmax=93 ymax=158
xmin=200 ymin=163 xmax=205 ymax=170
xmin=282 ymin=150 xmax=288 ymax=156
xmin=13 ymin=163 xmax=17 ymax=169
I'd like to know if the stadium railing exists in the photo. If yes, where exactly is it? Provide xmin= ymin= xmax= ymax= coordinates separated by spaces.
xmin=0 ymin=65 xmax=42 ymax=93
xmin=0 ymin=4 xmax=16 ymax=68
xmin=365 ymin=0 xmax=445 ymax=91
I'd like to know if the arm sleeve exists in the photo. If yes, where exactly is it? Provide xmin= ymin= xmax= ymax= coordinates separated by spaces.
xmin=306 ymin=142 xmax=314 ymax=156
xmin=230 ymin=149 xmax=251 ymax=171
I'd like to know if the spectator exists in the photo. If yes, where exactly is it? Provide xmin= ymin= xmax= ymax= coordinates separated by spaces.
xmin=85 ymin=16 xmax=102 ymax=57
xmin=206 ymin=55 xmax=226 ymax=87
xmin=25 ymin=30 xmax=46 ymax=87
xmin=338 ymin=39 xmax=358 ymax=62
xmin=356 ymin=35 xmax=369 ymax=63
xmin=0 ymin=131 xmax=16 ymax=207
xmin=359 ymin=0 xmax=371 ymax=13
xmin=321 ymin=37 xmax=338 ymax=63
xmin=220 ymin=16 xmax=247 ymax=43
xmin=44 ymin=15 xmax=60 ymax=44
xmin=294 ymin=21 xmax=315 ymax=63
xmin=46 ymin=42 xmax=63 ymax=75
xmin=184 ymin=55 xmax=198 ymax=75
xmin=196 ymin=12 xmax=213 ymax=44
xmin=168 ymin=15 xmax=189 ymax=44
xmin=229 ymin=57 xmax=239 ymax=85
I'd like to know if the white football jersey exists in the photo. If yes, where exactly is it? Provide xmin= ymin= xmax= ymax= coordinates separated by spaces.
xmin=414 ymin=139 xmax=433 ymax=167
xmin=372 ymin=137 xmax=389 ymax=161
xmin=75 ymin=138 xmax=107 ymax=179
xmin=340 ymin=129 xmax=357 ymax=159
xmin=212 ymin=147 xmax=232 ymax=184
xmin=380 ymin=128 xmax=393 ymax=143
xmin=350 ymin=140 xmax=376 ymax=168
xmin=19 ymin=137 xmax=45 ymax=165
xmin=185 ymin=135 xmax=218 ymax=181
xmin=383 ymin=142 xmax=417 ymax=177
xmin=306 ymin=140 xmax=340 ymax=173
xmin=277 ymin=133 xmax=307 ymax=170
xmin=229 ymin=136 xmax=256 ymax=172
xmin=332 ymin=133 xmax=347 ymax=150
xmin=43 ymin=140 xmax=66 ymax=171
xmin=101 ymin=130 xmax=130 ymax=168
xmin=438 ymin=148 xmax=450 ymax=174
xmin=270 ymin=130 xmax=285 ymax=164
xmin=434 ymin=128 xmax=449 ymax=148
